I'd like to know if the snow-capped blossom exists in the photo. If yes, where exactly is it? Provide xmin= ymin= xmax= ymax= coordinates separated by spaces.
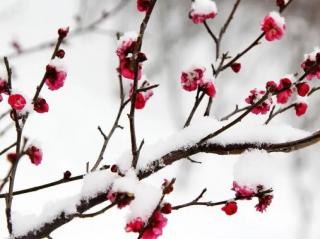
xmin=277 ymin=77 xmax=292 ymax=104
xmin=26 ymin=145 xmax=43 ymax=166
xmin=33 ymin=98 xmax=49 ymax=113
xmin=44 ymin=64 xmax=67 ymax=90
xmin=221 ymin=201 xmax=238 ymax=216
xmin=295 ymin=102 xmax=308 ymax=116
xmin=58 ymin=27 xmax=69 ymax=39
xmin=161 ymin=203 xmax=172 ymax=214
xmin=261 ymin=12 xmax=285 ymax=41
xmin=200 ymin=80 xmax=216 ymax=97
xmin=116 ymin=32 xmax=138 ymax=60
xmin=232 ymin=181 xmax=255 ymax=198
xmin=181 ymin=67 xmax=205 ymax=91
xmin=245 ymin=89 xmax=272 ymax=115
xmin=137 ymin=0 xmax=151 ymax=12
xmin=141 ymin=211 xmax=167 ymax=239
xmin=276 ymin=0 xmax=289 ymax=8
xmin=255 ymin=194 xmax=273 ymax=213
xmin=231 ymin=63 xmax=241 ymax=73
xmin=125 ymin=217 xmax=145 ymax=233
xmin=189 ymin=0 xmax=218 ymax=24
xmin=301 ymin=48 xmax=320 ymax=80
xmin=8 ymin=94 xmax=26 ymax=110
xmin=296 ymin=82 xmax=310 ymax=97
xmin=107 ymin=191 xmax=135 ymax=209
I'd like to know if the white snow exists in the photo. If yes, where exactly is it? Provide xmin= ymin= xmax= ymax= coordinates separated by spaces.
xmin=111 ymin=169 xmax=162 ymax=222
xmin=191 ymin=0 xmax=218 ymax=15
xmin=116 ymin=117 xmax=310 ymax=172
xmin=269 ymin=11 xmax=285 ymax=27
xmin=233 ymin=150 xmax=277 ymax=189
xmin=304 ymin=47 xmax=320 ymax=61
xmin=117 ymin=31 xmax=138 ymax=47
xmin=12 ymin=170 xmax=117 ymax=237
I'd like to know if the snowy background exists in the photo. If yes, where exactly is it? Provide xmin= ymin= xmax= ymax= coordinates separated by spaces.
xmin=0 ymin=0 xmax=320 ymax=238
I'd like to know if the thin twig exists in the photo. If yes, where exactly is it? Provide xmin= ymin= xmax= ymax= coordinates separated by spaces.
xmin=265 ymin=103 xmax=295 ymax=125
xmin=172 ymin=189 xmax=273 ymax=210
xmin=220 ymin=105 xmax=250 ymax=121
xmin=130 ymin=0 xmax=158 ymax=169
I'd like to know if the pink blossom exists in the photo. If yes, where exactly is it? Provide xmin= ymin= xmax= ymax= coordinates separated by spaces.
xmin=34 ymin=98 xmax=49 ymax=113
xmin=8 ymin=94 xmax=26 ymax=111
xmin=129 ymin=81 xmax=154 ymax=110
xmin=26 ymin=145 xmax=43 ymax=166
xmin=119 ymin=58 xmax=143 ymax=80
xmin=189 ymin=0 xmax=218 ymax=24
xmin=0 ymin=79 xmax=9 ymax=95
xmin=125 ymin=217 xmax=145 ymax=233
xmin=295 ymin=102 xmax=308 ymax=116
xmin=137 ymin=0 xmax=151 ymax=12
xmin=222 ymin=201 xmax=238 ymax=216
xmin=232 ymin=181 xmax=255 ymax=198
xmin=45 ymin=64 xmax=67 ymax=90
xmin=142 ymin=211 xmax=167 ymax=239
xmin=261 ymin=12 xmax=285 ymax=41
xmin=116 ymin=33 xmax=137 ymax=60
xmin=200 ymin=80 xmax=216 ymax=97
xmin=181 ymin=67 xmax=205 ymax=91
xmin=245 ymin=89 xmax=272 ymax=115
xmin=255 ymin=194 xmax=273 ymax=213
xmin=301 ymin=48 xmax=320 ymax=80
xmin=296 ymin=82 xmax=310 ymax=97
xmin=276 ymin=77 xmax=292 ymax=104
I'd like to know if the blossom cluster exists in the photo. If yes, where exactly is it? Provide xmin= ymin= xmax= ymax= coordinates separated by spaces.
xmin=180 ymin=66 xmax=216 ymax=97
xmin=221 ymin=182 xmax=273 ymax=216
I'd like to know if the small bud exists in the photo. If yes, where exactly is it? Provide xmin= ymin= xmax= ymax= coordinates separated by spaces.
xmin=34 ymin=98 xmax=49 ymax=113
xmin=111 ymin=164 xmax=118 ymax=173
xmin=58 ymin=27 xmax=69 ymax=39
xmin=63 ymin=170 xmax=72 ymax=179
xmin=222 ymin=201 xmax=238 ymax=216
xmin=56 ymin=49 xmax=65 ymax=58
xmin=231 ymin=63 xmax=241 ymax=73
xmin=161 ymin=203 xmax=172 ymax=214
xmin=7 ymin=153 xmax=17 ymax=163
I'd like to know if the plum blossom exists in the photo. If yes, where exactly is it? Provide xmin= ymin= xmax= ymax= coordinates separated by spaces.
xmin=245 ymin=89 xmax=272 ymax=115
xmin=125 ymin=211 xmax=167 ymax=239
xmin=8 ymin=94 xmax=26 ymax=111
xmin=295 ymin=102 xmax=308 ymax=116
xmin=295 ymin=82 xmax=310 ymax=97
xmin=44 ymin=63 xmax=67 ymax=91
xmin=180 ymin=66 xmax=205 ymax=91
xmin=125 ymin=217 xmax=144 ymax=232
xmin=276 ymin=77 xmax=293 ymax=104
xmin=160 ymin=203 xmax=172 ymax=214
xmin=200 ymin=80 xmax=216 ymax=97
xmin=26 ymin=145 xmax=43 ymax=166
xmin=189 ymin=0 xmax=218 ymax=24
xmin=130 ymin=81 xmax=154 ymax=110
xmin=232 ymin=181 xmax=255 ymax=198
xmin=58 ymin=27 xmax=69 ymax=39
xmin=137 ymin=0 xmax=151 ymax=12
xmin=261 ymin=11 xmax=286 ymax=41
xmin=301 ymin=48 xmax=320 ymax=80
xmin=33 ymin=98 xmax=49 ymax=113
xmin=116 ymin=32 xmax=138 ymax=60
xmin=222 ymin=201 xmax=238 ymax=216
xmin=255 ymin=194 xmax=273 ymax=213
